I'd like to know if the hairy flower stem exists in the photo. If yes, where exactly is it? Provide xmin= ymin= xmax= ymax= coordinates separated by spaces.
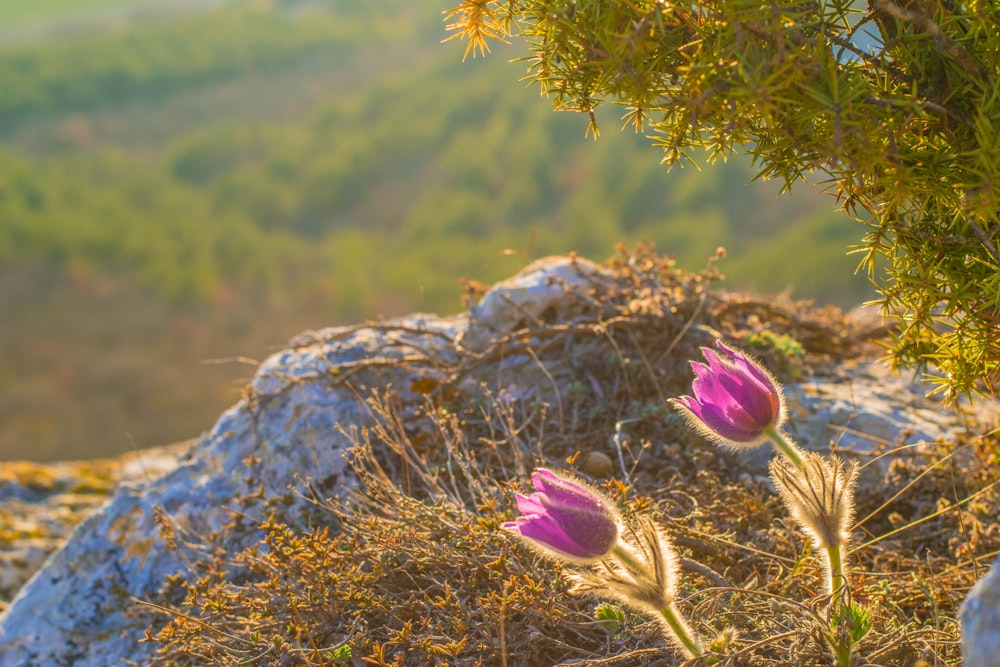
xmin=831 ymin=636 xmax=852 ymax=667
xmin=826 ymin=543 xmax=847 ymax=598
xmin=610 ymin=545 xmax=704 ymax=659
xmin=611 ymin=544 xmax=647 ymax=579
xmin=657 ymin=601 xmax=704 ymax=659
xmin=763 ymin=425 xmax=805 ymax=470
xmin=826 ymin=543 xmax=854 ymax=667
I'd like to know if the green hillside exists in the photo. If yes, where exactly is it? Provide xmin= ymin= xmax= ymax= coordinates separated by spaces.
xmin=0 ymin=0 xmax=873 ymax=460
xmin=0 ymin=0 xmax=144 ymax=26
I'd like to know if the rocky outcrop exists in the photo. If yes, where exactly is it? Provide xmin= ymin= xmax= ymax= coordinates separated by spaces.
xmin=0 ymin=315 xmax=461 ymax=666
xmin=784 ymin=359 xmax=994 ymax=457
xmin=0 ymin=445 xmax=186 ymax=604
xmin=0 ymin=256 xmax=995 ymax=666
xmin=0 ymin=257 xmax=609 ymax=667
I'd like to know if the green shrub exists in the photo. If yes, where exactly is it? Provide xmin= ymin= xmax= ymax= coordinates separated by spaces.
xmin=445 ymin=0 xmax=1000 ymax=400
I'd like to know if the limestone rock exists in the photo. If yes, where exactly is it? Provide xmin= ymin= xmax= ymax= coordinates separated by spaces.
xmin=961 ymin=554 xmax=1000 ymax=667
xmin=0 ymin=447 xmax=185 ymax=603
xmin=0 ymin=314 xmax=460 ymax=667
xmin=459 ymin=255 xmax=613 ymax=352
xmin=784 ymin=358 xmax=996 ymax=456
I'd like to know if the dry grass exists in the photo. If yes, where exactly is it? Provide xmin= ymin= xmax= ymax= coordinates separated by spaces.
xmin=145 ymin=246 xmax=1000 ymax=666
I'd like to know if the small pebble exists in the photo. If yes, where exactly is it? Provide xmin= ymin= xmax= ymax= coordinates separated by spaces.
xmin=582 ymin=451 xmax=613 ymax=478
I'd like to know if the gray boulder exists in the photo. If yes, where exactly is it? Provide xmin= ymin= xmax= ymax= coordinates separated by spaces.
xmin=0 ymin=313 xmax=461 ymax=666
xmin=0 ymin=256 xmax=609 ymax=667
xmin=962 ymin=554 xmax=1000 ymax=667
xmin=0 ymin=447 xmax=185 ymax=603
xmin=785 ymin=358 xmax=996 ymax=457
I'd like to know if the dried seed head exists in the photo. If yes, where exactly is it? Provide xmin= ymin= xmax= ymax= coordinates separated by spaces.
xmin=770 ymin=452 xmax=859 ymax=550
xmin=569 ymin=516 xmax=703 ymax=659
xmin=570 ymin=516 xmax=680 ymax=611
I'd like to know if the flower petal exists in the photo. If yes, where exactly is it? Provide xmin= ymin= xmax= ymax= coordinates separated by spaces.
xmin=672 ymin=340 xmax=785 ymax=447
xmin=504 ymin=469 xmax=620 ymax=562
xmin=514 ymin=492 xmax=545 ymax=516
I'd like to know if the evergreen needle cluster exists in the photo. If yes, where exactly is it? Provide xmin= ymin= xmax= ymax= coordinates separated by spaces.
xmin=446 ymin=0 xmax=1000 ymax=399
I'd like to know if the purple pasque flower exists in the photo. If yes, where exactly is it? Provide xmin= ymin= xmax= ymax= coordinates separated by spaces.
xmin=503 ymin=469 xmax=619 ymax=564
xmin=671 ymin=340 xmax=785 ymax=447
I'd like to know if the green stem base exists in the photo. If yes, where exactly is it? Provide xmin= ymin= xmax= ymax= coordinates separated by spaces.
xmin=657 ymin=601 xmax=704 ymax=659
xmin=763 ymin=425 xmax=805 ymax=470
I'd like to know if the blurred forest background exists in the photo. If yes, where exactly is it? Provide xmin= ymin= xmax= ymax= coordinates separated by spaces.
xmin=0 ymin=0 xmax=873 ymax=461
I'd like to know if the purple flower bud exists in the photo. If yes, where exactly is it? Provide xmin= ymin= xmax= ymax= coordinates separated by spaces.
xmin=502 ymin=469 xmax=619 ymax=563
xmin=671 ymin=340 xmax=785 ymax=447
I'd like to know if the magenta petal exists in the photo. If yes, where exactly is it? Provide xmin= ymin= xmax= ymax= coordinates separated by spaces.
xmin=504 ymin=469 xmax=619 ymax=562
xmin=674 ymin=395 xmax=699 ymax=414
xmin=673 ymin=340 xmax=784 ymax=446
xmin=692 ymin=372 xmax=756 ymax=427
xmin=532 ymin=468 xmax=562 ymax=489
xmin=689 ymin=362 xmax=719 ymax=397
xmin=701 ymin=347 xmax=729 ymax=376
xmin=532 ymin=469 xmax=604 ymax=512
xmin=714 ymin=373 xmax=770 ymax=425
xmin=717 ymin=344 xmax=780 ymax=422
xmin=515 ymin=515 xmax=587 ymax=556
xmin=718 ymin=342 xmax=779 ymax=397
xmin=688 ymin=360 xmax=711 ymax=379
xmin=515 ymin=492 xmax=545 ymax=516
xmin=698 ymin=402 xmax=765 ymax=443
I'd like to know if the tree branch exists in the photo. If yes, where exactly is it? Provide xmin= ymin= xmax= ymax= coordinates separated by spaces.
xmin=871 ymin=0 xmax=987 ymax=83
